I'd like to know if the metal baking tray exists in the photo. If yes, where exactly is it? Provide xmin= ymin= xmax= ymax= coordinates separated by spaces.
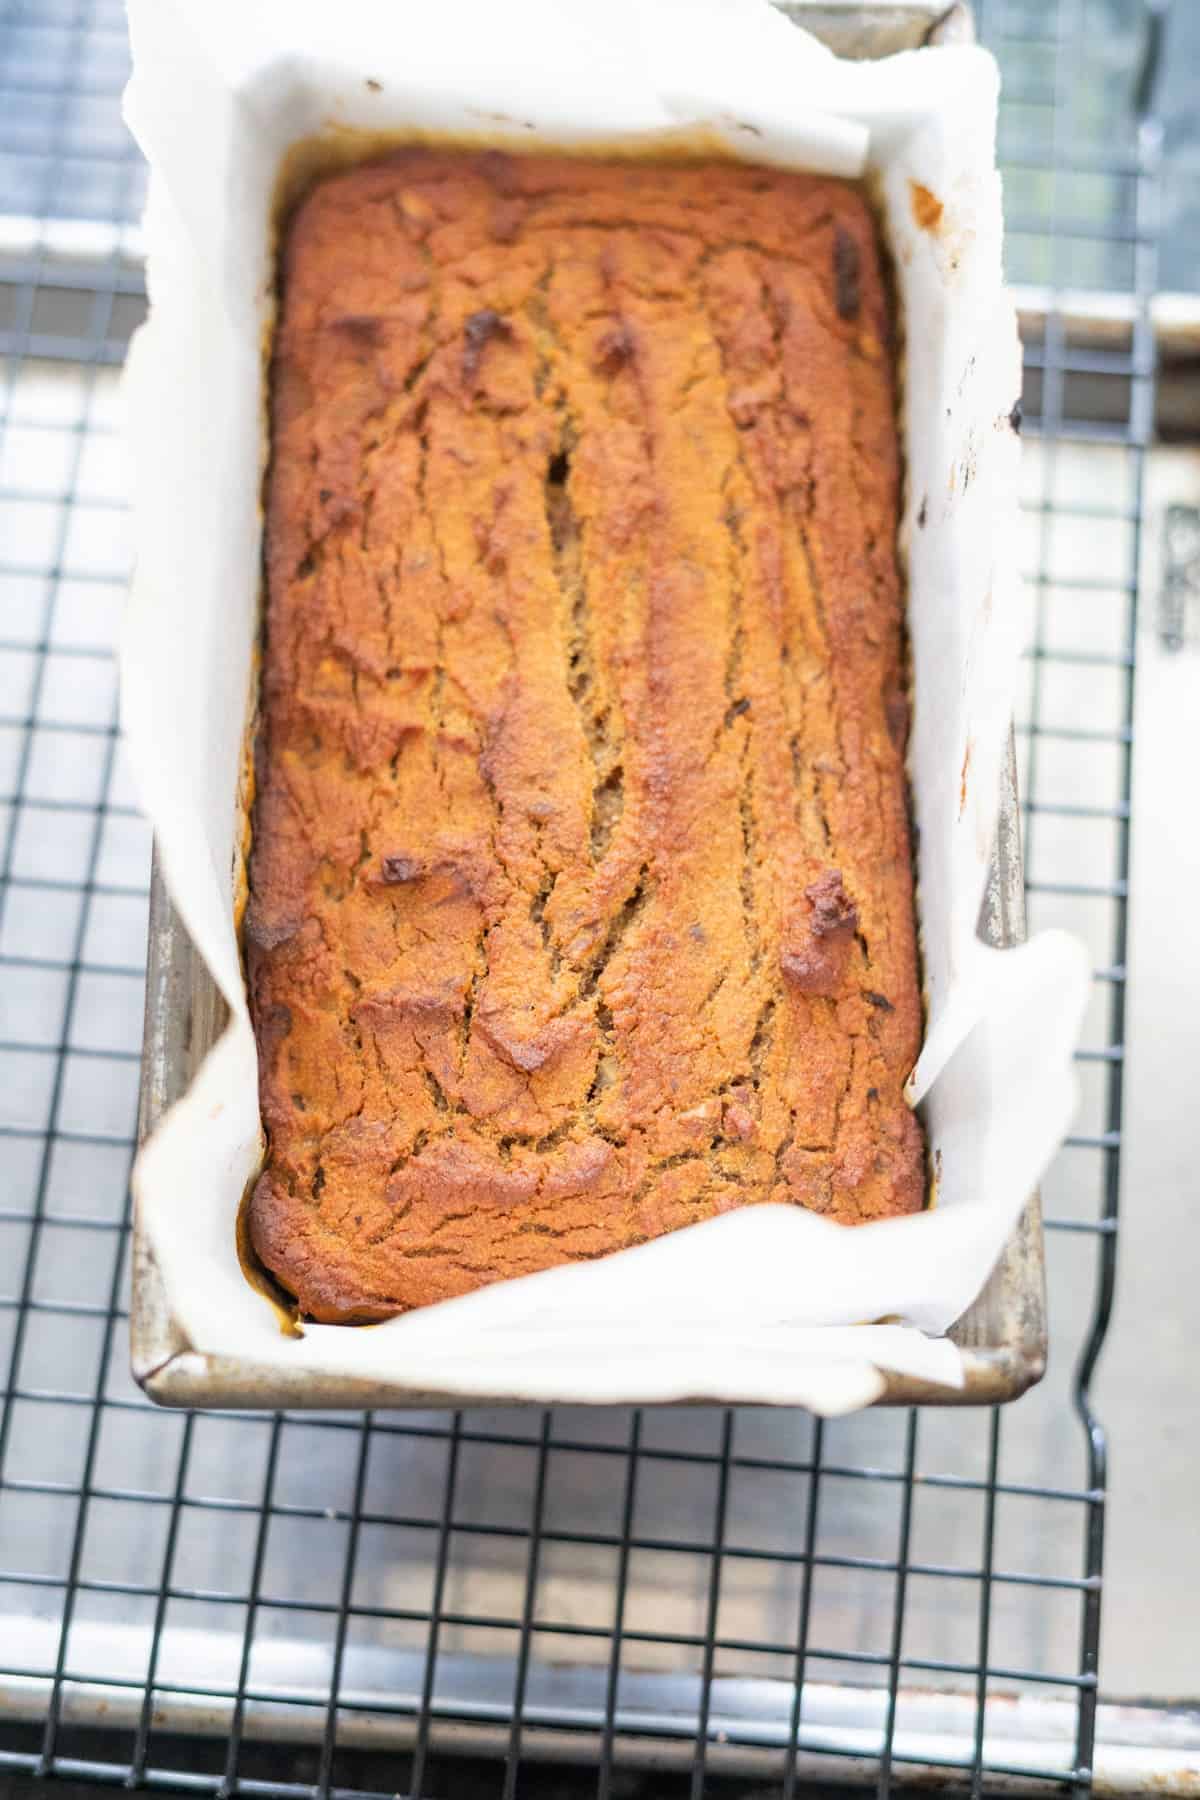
xmin=131 ymin=0 xmax=1046 ymax=1412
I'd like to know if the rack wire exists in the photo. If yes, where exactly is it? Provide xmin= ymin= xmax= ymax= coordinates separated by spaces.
xmin=0 ymin=0 xmax=1174 ymax=1794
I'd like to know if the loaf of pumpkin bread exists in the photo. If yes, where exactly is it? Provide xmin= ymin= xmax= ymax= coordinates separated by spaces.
xmin=245 ymin=149 xmax=925 ymax=1323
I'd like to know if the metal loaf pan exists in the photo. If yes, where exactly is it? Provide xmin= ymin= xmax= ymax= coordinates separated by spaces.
xmin=132 ymin=0 xmax=1046 ymax=1411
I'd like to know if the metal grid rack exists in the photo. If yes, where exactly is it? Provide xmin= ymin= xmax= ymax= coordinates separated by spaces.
xmin=0 ymin=0 xmax=1176 ymax=1794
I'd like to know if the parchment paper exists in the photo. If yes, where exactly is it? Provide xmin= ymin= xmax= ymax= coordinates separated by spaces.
xmin=120 ymin=0 xmax=1090 ymax=1415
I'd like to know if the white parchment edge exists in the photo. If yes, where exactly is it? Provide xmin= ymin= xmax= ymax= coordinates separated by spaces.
xmin=120 ymin=0 xmax=1090 ymax=1414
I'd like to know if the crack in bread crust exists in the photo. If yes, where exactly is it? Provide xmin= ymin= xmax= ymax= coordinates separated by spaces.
xmin=247 ymin=149 xmax=925 ymax=1323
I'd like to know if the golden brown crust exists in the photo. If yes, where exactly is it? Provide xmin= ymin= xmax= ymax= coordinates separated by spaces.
xmin=247 ymin=149 xmax=924 ymax=1323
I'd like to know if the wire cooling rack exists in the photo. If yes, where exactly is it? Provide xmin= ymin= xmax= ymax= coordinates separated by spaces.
xmin=0 ymin=1 xmax=1181 ymax=1795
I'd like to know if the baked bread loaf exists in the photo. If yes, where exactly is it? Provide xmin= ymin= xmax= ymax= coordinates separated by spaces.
xmin=246 ymin=149 xmax=924 ymax=1323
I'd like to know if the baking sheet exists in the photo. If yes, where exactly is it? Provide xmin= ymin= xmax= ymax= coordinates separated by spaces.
xmin=120 ymin=0 xmax=1089 ymax=1415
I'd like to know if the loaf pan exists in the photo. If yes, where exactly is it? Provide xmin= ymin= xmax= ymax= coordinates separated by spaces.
xmin=131 ymin=0 xmax=1047 ymax=1410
